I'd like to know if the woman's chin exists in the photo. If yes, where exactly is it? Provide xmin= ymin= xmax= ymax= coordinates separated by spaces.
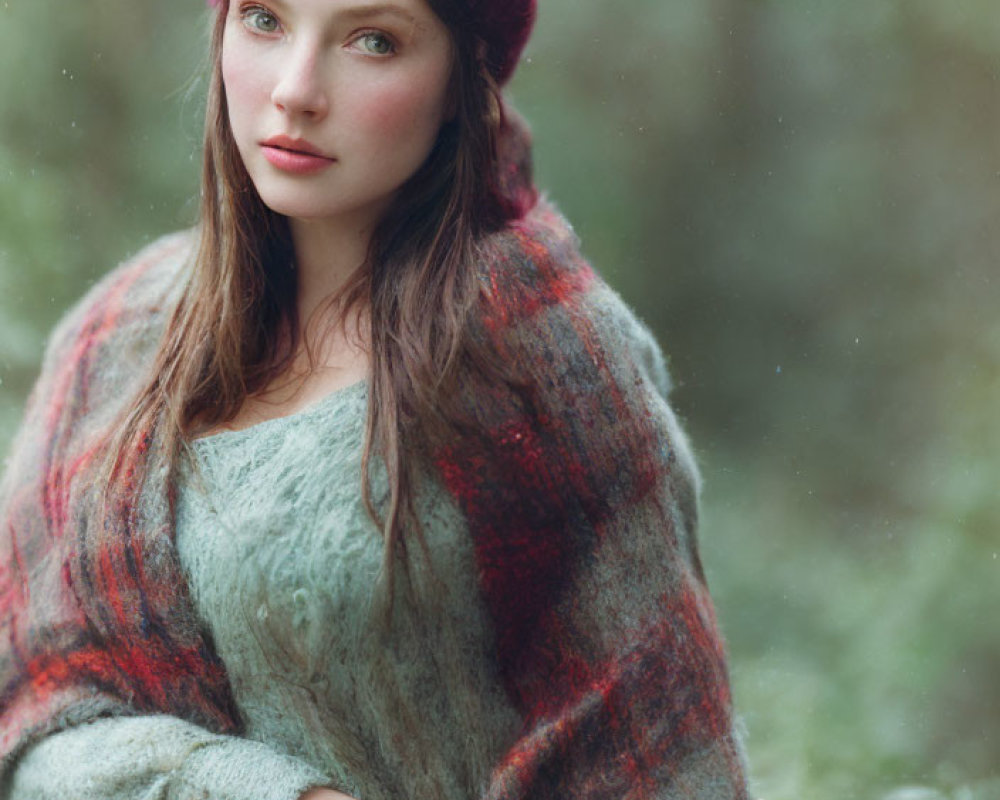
xmin=256 ymin=192 xmax=395 ymax=231
xmin=255 ymin=193 xmax=333 ymax=221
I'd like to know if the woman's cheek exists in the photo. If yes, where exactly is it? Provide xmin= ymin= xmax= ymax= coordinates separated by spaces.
xmin=223 ymin=54 xmax=262 ymax=110
xmin=356 ymin=80 xmax=447 ymax=141
xmin=222 ymin=33 xmax=274 ymax=118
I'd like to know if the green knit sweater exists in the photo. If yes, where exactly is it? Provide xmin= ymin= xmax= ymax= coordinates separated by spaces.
xmin=6 ymin=376 xmax=524 ymax=800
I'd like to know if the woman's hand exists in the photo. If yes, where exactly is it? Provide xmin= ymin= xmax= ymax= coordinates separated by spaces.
xmin=298 ymin=789 xmax=358 ymax=800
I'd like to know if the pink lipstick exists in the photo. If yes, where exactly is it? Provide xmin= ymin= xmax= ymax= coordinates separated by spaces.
xmin=260 ymin=135 xmax=335 ymax=175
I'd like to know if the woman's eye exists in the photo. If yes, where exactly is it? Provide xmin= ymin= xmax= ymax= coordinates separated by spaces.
xmin=356 ymin=32 xmax=395 ymax=56
xmin=241 ymin=6 xmax=280 ymax=34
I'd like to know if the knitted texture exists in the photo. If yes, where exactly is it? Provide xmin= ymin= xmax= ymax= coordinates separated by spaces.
xmin=7 ymin=715 xmax=332 ymax=800
xmin=0 ymin=204 xmax=749 ymax=798
xmin=0 ymin=232 xmax=243 ymax=770
xmin=466 ymin=0 xmax=537 ymax=85
xmin=170 ymin=379 xmax=521 ymax=800
xmin=438 ymin=205 xmax=748 ymax=797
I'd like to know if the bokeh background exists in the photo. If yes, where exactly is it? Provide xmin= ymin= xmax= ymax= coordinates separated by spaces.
xmin=1 ymin=1 xmax=998 ymax=798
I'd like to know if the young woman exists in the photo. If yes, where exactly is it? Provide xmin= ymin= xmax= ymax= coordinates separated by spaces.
xmin=0 ymin=0 xmax=750 ymax=798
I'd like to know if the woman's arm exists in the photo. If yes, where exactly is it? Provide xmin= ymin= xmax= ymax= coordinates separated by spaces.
xmin=443 ymin=215 xmax=750 ymax=798
xmin=4 ymin=715 xmax=342 ymax=800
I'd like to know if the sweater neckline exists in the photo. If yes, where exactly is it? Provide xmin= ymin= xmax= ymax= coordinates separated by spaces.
xmin=187 ymin=378 xmax=367 ymax=450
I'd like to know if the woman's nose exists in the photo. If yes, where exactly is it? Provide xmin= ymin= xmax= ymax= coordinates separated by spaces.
xmin=271 ymin=43 xmax=330 ymax=121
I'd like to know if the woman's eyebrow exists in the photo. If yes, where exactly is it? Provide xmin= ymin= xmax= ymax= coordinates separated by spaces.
xmin=335 ymin=3 xmax=418 ymax=25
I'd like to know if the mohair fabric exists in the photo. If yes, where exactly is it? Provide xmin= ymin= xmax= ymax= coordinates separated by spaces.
xmin=206 ymin=0 xmax=537 ymax=85
xmin=0 ymin=208 xmax=749 ymax=796
xmin=8 ymin=714 xmax=334 ymax=800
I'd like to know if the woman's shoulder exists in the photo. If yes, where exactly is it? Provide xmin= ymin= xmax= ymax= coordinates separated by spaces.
xmin=471 ymin=198 xmax=700 ymax=513
xmin=477 ymin=200 xmax=674 ymax=400
xmin=479 ymin=198 xmax=588 ymax=294
xmin=0 ymin=230 xmax=195 ymax=503
xmin=44 ymin=229 xmax=195 ymax=372
xmin=18 ymin=229 xmax=196 ymax=438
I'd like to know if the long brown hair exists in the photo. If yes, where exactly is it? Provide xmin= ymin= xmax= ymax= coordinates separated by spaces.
xmin=101 ymin=0 xmax=534 ymax=609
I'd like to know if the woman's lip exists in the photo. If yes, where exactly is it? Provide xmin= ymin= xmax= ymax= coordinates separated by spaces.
xmin=261 ymin=144 xmax=336 ymax=175
xmin=261 ymin=135 xmax=330 ymax=157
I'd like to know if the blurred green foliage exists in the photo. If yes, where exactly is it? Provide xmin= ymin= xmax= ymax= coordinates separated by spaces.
xmin=1 ymin=1 xmax=998 ymax=798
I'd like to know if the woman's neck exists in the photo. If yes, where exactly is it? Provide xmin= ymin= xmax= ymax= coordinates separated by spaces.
xmin=289 ymin=214 xmax=373 ymax=327
xmin=192 ymin=215 xmax=374 ymax=437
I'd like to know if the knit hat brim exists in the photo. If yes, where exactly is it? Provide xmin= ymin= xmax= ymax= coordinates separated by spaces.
xmin=473 ymin=0 xmax=536 ymax=84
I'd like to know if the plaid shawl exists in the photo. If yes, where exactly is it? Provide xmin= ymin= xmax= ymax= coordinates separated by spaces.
xmin=0 ymin=206 xmax=749 ymax=798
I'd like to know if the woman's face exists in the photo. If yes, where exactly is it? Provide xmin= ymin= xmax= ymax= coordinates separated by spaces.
xmin=221 ymin=0 xmax=454 ymax=228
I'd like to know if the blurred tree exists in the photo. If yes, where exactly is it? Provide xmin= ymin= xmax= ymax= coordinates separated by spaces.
xmin=0 ymin=0 xmax=206 ymax=435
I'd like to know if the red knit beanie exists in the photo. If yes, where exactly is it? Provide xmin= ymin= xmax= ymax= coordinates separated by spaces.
xmin=207 ymin=0 xmax=536 ymax=85
xmin=468 ymin=0 xmax=536 ymax=84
